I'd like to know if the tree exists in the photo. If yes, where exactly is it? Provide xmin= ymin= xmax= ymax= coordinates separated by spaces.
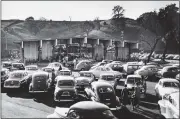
xmin=25 ymin=16 xmax=34 ymax=21
xmin=82 ymin=21 xmax=95 ymax=37
xmin=111 ymin=5 xmax=125 ymax=60
xmin=39 ymin=17 xmax=47 ymax=21
xmin=94 ymin=17 xmax=100 ymax=30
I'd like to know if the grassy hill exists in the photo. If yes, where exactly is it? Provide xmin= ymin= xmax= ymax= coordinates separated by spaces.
xmin=1 ymin=18 xmax=173 ymax=56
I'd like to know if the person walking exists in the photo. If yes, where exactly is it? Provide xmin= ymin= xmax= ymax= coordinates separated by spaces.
xmin=134 ymin=82 xmax=141 ymax=108
xmin=121 ymin=84 xmax=129 ymax=107
xmin=73 ymin=57 xmax=78 ymax=70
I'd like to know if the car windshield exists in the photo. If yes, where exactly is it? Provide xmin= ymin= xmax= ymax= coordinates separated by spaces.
xmin=54 ymin=64 xmax=60 ymax=67
xmin=80 ymin=73 xmax=91 ymax=77
xmin=60 ymin=71 xmax=71 ymax=75
xmin=1 ymin=71 xmax=5 ymax=76
xmin=101 ymin=75 xmax=114 ymax=81
xmin=127 ymin=77 xmax=142 ymax=84
xmin=13 ymin=64 xmax=23 ymax=68
xmin=58 ymin=80 xmax=74 ymax=86
xmin=10 ymin=73 xmax=24 ymax=78
xmin=26 ymin=67 xmax=37 ymax=71
xmin=3 ymin=63 xmax=11 ymax=67
xmin=44 ymin=68 xmax=52 ymax=72
xmin=163 ymin=82 xmax=180 ymax=88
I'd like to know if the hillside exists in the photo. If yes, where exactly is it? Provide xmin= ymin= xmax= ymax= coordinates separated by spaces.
xmin=1 ymin=18 xmax=171 ymax=55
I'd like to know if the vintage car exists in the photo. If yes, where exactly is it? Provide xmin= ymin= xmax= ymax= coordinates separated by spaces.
xmin=172 ymin=64 xmax=180 ymax=72
xmin=47 ymin=101 xmax=118 ymax=119
xmin=122 ymin=62 xmax=143 ymax=75
xmin=157 ymin=66 xmax=179 ymax=79
xmin=134 ymin=65 xmax=158 ymax=79
xmin=75 ymin=77 xmax=91 ymax=94
xmin=11 ymin=63 xmax=25 ymax=71
xmin=58 ymin=69 xmax=72 ymax=76
xmin=124 ymin=75 xmax=147 ymax=98
xmin=46 ymin=62 xmax=69 ymax=76
xmin=1 ymin=68 xmax=9 ymax=86
xmin=79 ymin=71 xmax=95 ymax=82
xmin=89 ymin=66 xmax=123 ymax=80
xmin=158 ymin=91 xmax=179 ymax=118
xmin=116 ymin=79 xmax=126 ymax=97
xmin=155 ymin=78 xmax=179 ymax=99
xmin=25 ymin=65 xmax=39 ymax=74
xmin=29 ymin=71 xmax=51 ymax=93
xmin=90 ymin=62 xmax=107 ymax=70
xmin=4 ymin=70 xmax=29 ymax=89
xmin=75 ymin=60 xmax=92 ymax=71
xmin=54 ymin=76 xmax=77 ymax=102
xmin=85 ymin=81 xmax=121 ymax=111
xmin=98 ymin=73 xmax=117 ymax=88
xmin=2 ymin=62 xmax=12 ymax=70
xmin=102 ymin=60 xmax=113 ymax=64
xmin=105 ymin=63 xmax=123 ymax=72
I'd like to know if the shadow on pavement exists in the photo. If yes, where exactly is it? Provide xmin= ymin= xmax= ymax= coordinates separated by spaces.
xmin=6 ymin=89 xmax=33 ymax=99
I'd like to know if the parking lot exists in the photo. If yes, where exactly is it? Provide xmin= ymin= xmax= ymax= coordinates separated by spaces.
xmin=1 ymin=71 xmax=162 ymax=119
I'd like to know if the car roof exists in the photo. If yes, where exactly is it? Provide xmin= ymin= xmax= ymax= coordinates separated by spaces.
xmin=32 ymin=71 xmax=48 ymax=76
xmin=92 ymin=81 xmax=112 ymax=88
xmin=56 ymin=76 xmax=74 ymax=81
xmin=70 ymin=101 xmax=109 ymax=111
xmin=127 ymin=75 xmax=141 ymax=78
xmin=163 ymin=66 xmax=177 ymax=69
xmin=79 ymin=71 xmax=92 ymax=73
xmin=142 ymin=65 xmax=157 ymax=68
xmin=59 ymin=69 xmax=71 ymax=72
xmin=25 ymin=65 xmax=38 ymax=68
xmin=159 ymin=78 xmax=179 ymax=83
xmin=12 ymin=63 xmax=24 ymax=65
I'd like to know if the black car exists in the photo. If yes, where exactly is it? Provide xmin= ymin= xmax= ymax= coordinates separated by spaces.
xmin=11 ymin=63 xmax=25 ymax=71
xmin=47 ymin=101 xmax=118 ymax=119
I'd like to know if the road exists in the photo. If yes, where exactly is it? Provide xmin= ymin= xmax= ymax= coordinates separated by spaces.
xmin=1 ymin=74 xmax=162 ymax=119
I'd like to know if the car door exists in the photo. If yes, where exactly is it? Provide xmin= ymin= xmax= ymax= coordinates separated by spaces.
xmin=155 ymin=81 xmax=161 ymax=95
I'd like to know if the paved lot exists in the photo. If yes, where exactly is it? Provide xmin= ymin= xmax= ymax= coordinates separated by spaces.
xmin=1 ymin=71 xmax=162 ymax=119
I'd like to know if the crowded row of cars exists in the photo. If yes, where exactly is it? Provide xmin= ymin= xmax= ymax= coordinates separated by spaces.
xmin=1 ymin=59 xmax=179 ymax=119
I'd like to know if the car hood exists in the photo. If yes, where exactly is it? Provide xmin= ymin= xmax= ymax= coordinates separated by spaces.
xmin=6 ymin=78 xmax=22 ymax=82
xmin=127 ymin=84 xmax=135 ymax=89
xmin=55 ymin=107 xmax=69 ymax=117
xmin=160 ymin=88 xmax=179 ymax=96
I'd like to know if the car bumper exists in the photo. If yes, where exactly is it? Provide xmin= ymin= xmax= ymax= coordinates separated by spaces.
xmin=54 ymin=98 xmax=75 ymax=102
xmin=4 ymin=85 xmax=20 ymax=88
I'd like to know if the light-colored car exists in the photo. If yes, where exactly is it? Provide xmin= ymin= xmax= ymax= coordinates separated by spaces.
xmin=158 ymin=91 xmax=179 ymax=118
xmin=105 ymin=63 xmax=123 ymax=72
xmin=25 ymin=65 xmax=39 ymax=74
xmin=2 ymin=62 xmax=12 ymax=70
xmin=155 ymin=78 xmax=179 ymax=99
xmin=1 ymin=68 xmax=9 ymax=86
xmin=123 ymin=62 xmax=143 ymax=75
xmin=89 ymin=66 xmax=123 ymax=80
xmin=124 ymin=75 xmax=146 ymax=98
xmin=134 ymin=65 xmax=158 ymax=77
xmin=47 ymin=101 xmax=117 ymax=119
xmin=46 ymin=62 xmax=69 ymax=76
xmin=90 ymin=62 xmax=107 ymax=70
xmin=11 ymin=63 xmax=25 ymax=71
xmin=58 ymin=69 xmax=72 ymax=76
xmin=175 ymin=73 xmax=180 ymax=82
xmin=54 ymin=76 xmax=77 ymax=102
xmin=98 ymin=73 xmax=117 ymax=87
xmin=4 ymin=70 xmax=29 ymax=89
xmin=78 ymin=71 xmax=95 ymax=82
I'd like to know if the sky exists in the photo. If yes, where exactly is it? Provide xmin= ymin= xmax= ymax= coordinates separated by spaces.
xmin=2 ymin=1 xmax=179 ymax=21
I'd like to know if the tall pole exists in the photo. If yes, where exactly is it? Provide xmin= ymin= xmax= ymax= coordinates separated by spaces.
xmin=5 ymin=31 xmax=7 ymax=50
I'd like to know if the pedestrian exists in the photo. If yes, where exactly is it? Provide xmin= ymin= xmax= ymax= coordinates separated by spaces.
xmin=121 ymin=84 xmax=129 ymax=107
xmin=134 ymin=82 xmax=141 ymax=108
xmin=73 ymin=57 xmax=78 ymax=70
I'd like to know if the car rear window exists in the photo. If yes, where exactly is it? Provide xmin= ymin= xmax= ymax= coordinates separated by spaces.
xmin=80 ymin=73 xmax=91 ymax=77
xmin=60 ymin=71 xmax=71 ymax=75
xmin=99 ymin=87 xmax=113 ymax=93
xmin=10 ymin=73 xmax=24 ymax=78
xmin=44 ymin=68 xmax=53 ymax=72
xmin=127 ymin=77 xmax=142 ymax=84
xmin=58 ymin=80 xmax=74 ymax=86
xmin=26 ymin=67 xmax=38 ymax=71
xmin=35 ymin=76 xmax=47 ymax=80
xmin=3 ymin=63 xmax=11 ymax=67
xmin=13 ymin=64 xmax=24 ymax=68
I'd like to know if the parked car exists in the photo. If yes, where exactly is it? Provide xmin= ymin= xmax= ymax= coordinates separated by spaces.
xmin=75 ymin=60 xmax=92 ymax=71
xmin=58 ymin=69 xmax=72 ymax=76
xmin=98 ymin=73 xmax=117 ymax=88
xmin=105 ymin=63 xmax=123 ymax=72
xmin=85 ymin=81 xmax=121 ymax=110
xmin=89 ymin=66 xmax=123 ymax=80
xmin=2 ymin=62 xmax=12 ymax=70
xmin=29 ymin=71 xmax=51 ymax=93
xmin=102 ymin=60 xmax=113 ymax=64
xmin=79 ymin=71 xmax=95 ymax=82
xmin=1 ymin=68 xmax=9 ymax=86
xmin=134 ymin=65 xmax=158 ymax=80
xmin=4 ymin=70 xmax=29 ymax=90
xmin=116 ymin=79 xmax=126 ymax=97
xmin=25 ymin=65 xmax=39 ymax=74
xmin=111 ymin=61 xmax=123 ymax=64
xmin=54 ymin=76 xmax=77 ymax=102
xmin=124 ymin=75 xmax=146 ymax=98
xmin=90 ymin=62 xmax=107 ymax=70
xmin=123 ymin=62 xmax=143 ymax=75
xmin=158 ymin=91 xmax=179 ymax=118
xmin=46 ymin=62 xmax=69 ymax=76
xmin=47 ymin=101 xmax=118 ymax=119
xmin=155 ymin=78 xmax=179 ymax=99
xmin=75 ymin=77 xmax=91 ymax=94
xmin=11 ymin=63 xmax=25 ymax=71
xmin=157 ymin=66 xmax=179 ymax=79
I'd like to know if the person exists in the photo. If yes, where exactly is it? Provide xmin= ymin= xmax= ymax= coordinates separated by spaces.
xmin=134 ymin=82 xmax=141 ymax=108
xmin=121 ymin=84 xmax=129 ymax=107
xmin=73 ymin=57 xmax=78 ymax=69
